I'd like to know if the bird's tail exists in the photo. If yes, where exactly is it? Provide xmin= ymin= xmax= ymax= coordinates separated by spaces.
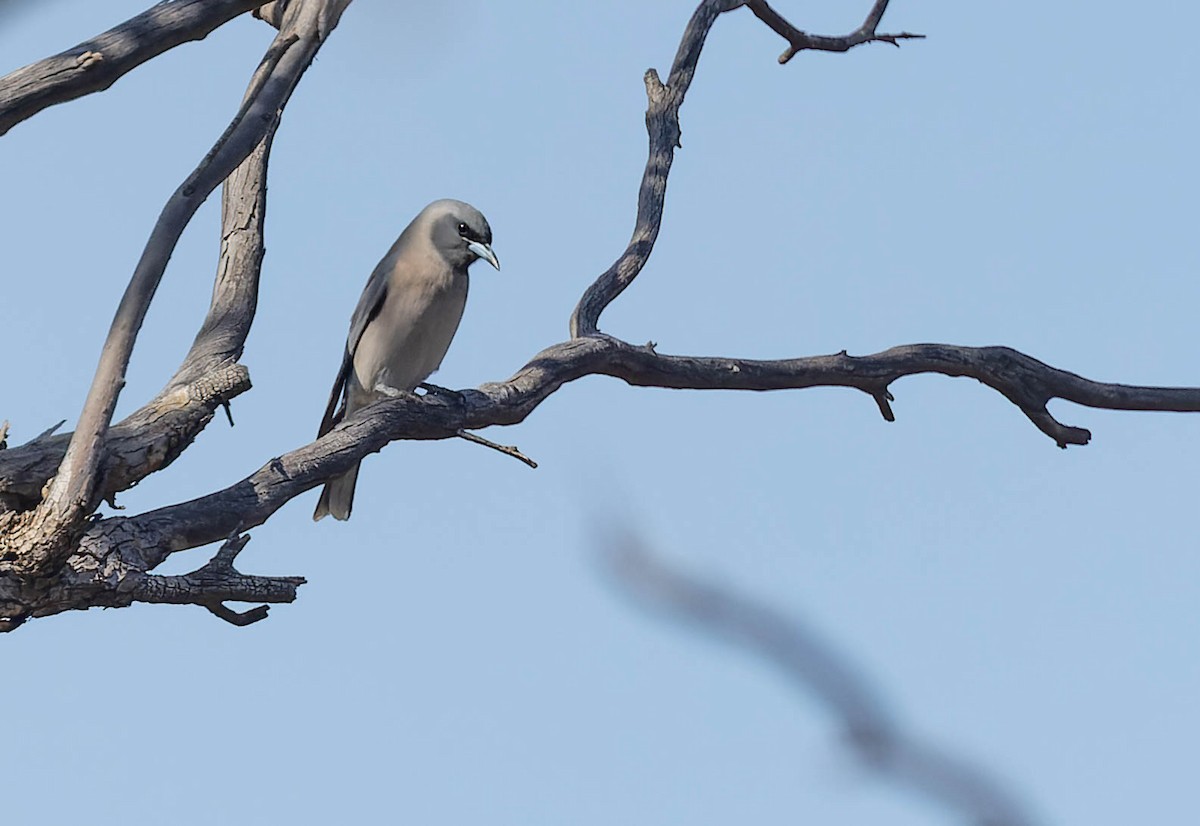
xmin=313 ymin=462 xmax=360 ymax=522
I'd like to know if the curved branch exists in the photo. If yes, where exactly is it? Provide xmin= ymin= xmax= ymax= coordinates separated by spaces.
xmin=570 ymin=0 xmax=742 ymax=337
xmin=0 ymin=0 xmax=271 ymax=136
xmin=569 ymin=0 xmax=923 ymax=337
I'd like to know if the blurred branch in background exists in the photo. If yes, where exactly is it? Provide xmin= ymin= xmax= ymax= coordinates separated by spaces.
xmin=601 ymin=532 xmax=1039 ymax=826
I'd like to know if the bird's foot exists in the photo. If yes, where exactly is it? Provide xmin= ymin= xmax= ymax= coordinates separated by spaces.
xmin=418 ymin=382 xmax=467 ymax=410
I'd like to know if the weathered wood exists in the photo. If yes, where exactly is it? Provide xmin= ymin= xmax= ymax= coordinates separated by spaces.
xmin=0 ymin=0 xmax=271 ymax=135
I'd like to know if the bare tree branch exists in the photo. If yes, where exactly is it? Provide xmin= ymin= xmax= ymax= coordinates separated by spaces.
xmin=747 ymin=0 xmax=925 ymax=64
xmin=129 ymin=531 xmax=304 ymax=623
xmin=602 ymin=535 xmax=1038 ymax=826
xmin=7 ymin=0 xmax=350 ymax=578
xmin=3 ymin=0 xmax=1198 ymax=634
xmin=569 ymin=0 xmax=923 ymax=337
xmin=0 ymin=7 xmax=283 ymax=511
xmin=0 ymin=0 xmax=271 ymax=136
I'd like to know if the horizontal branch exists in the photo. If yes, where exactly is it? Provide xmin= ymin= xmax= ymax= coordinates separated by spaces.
xmin=0 ymin=0 xmax=270 ymax=135
xmin=747 ymin=0 xmax=924 ymax=64
xmin=0 ymin=524 xmax=303 ymax=627
xmin=110 ymin=334 xmax=1200 ymax=563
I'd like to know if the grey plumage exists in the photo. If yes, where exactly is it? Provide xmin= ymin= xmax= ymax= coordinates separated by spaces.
xmin=313 ymin=199 xmax=499 ymax=521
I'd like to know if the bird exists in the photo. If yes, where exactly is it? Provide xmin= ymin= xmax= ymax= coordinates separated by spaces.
xmin=313 ymin=199 xmax=500 ymax=521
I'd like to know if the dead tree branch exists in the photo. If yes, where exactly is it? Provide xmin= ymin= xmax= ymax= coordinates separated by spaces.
xmin=3 ymin=0 xmax=348 ymax=580
xmin=747 ymin=0 xmax=925 ymax=63
xmin=2 ymin=0 xmax=1197 ymax=630
xmin=0 ymin=0 xmax=271 ymax=136
xmin=602 ymin=534 xmax=1038 ymax=826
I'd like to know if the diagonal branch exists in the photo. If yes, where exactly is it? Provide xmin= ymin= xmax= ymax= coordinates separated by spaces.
xmin=0 ymin=7 xmax=286 ymax=512
xmin=0 ymin=0 xmax=271 ymax=136
xmin=16 ymin=0 xmax=351 ymax=577
xmin=601 ymin=535 xmax=1036 ymax=826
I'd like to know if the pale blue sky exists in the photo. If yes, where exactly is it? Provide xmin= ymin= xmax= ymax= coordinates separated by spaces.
xmin=2 ymin=2 xmax=1198 ymax=823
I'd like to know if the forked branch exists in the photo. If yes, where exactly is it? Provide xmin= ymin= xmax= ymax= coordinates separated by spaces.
xmin=2 ymin=1 xmax=1198 ymax=634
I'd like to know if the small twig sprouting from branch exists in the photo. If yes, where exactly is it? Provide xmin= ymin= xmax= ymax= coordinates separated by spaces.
xmin=125 ymin=530 xmax=305 ymax=626
xmin=746 ymin=0 xmax=925 ymax=64
xmin=28 ymin=420 xmax=66 ymax=445
xmin=455 ymin=429 xmax=538 ymax=469
xmin=205 ymin=601 xmax=271 ymax=626
xmin=600 ymin=533 xmax=1038 ymax=826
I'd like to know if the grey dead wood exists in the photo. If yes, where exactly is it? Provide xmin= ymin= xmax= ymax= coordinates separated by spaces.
xmin=0 ymin=0 xmax=273 ymax=136
xmin=0 ymin=0 xmax=1198 ymax=631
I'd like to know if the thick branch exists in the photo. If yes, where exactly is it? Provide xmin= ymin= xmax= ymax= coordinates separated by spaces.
xmin=19 ymin=0 xmax=350 ymax=576
xmin=0 ymin=0 xmax=270 ymax=136
xmin=0 ymin=11 xmax=283 ymax=510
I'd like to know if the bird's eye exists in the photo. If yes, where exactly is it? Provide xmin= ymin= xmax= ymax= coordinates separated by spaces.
xmin=457 ymin=222 xmax=469 ymax=236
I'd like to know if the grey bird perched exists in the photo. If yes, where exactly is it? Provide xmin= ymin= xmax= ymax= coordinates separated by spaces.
xmin=313 ymin=199 xmax=500 ymax=521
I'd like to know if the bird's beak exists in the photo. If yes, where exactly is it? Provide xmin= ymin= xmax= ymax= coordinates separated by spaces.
xmin=467 ymin=240 xmax=500 ymax=271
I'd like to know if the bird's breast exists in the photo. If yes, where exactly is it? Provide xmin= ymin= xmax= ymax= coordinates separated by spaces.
xmin=352 ymin=271 xmax=469 ymax=399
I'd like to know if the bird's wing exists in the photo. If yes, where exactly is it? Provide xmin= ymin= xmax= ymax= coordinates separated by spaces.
xmin=317 ymin=257 xmax=392 ymax=438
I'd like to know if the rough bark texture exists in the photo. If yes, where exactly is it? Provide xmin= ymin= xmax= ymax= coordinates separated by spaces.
xmin=0 ymin=0 xmax=272 ymax=135
xmin=0 ymin=0 xmax=1195 ymax=647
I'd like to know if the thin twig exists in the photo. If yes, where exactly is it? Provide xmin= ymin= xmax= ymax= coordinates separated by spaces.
xmin=205 ymin=601 xmax=271 ymax=626
xmin=455 ymin=429 xmax=538 ymax=469
xmin=28 ymin=419 xmax=66 ymax=445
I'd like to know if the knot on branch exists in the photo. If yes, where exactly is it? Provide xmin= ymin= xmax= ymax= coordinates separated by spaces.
xmin=188 ymin=363 xmax=251 ymax=404
xmin=74 ymin=51 xmax=105 ymax=70
xmin=158 ymin=364 xmax=252 ymax=412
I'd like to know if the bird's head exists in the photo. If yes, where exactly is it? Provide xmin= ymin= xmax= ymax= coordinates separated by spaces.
xmin=426 ymin=199 xmax=500 ymax=271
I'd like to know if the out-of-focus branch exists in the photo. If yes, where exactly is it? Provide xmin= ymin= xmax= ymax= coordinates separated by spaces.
xmin=601 ymin=534 xmax=1038 ymax=826
xmin=9 ymin=0 xmax=351 ymax=578
xmin=0 ymin=0 xmax=271 ymax=136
